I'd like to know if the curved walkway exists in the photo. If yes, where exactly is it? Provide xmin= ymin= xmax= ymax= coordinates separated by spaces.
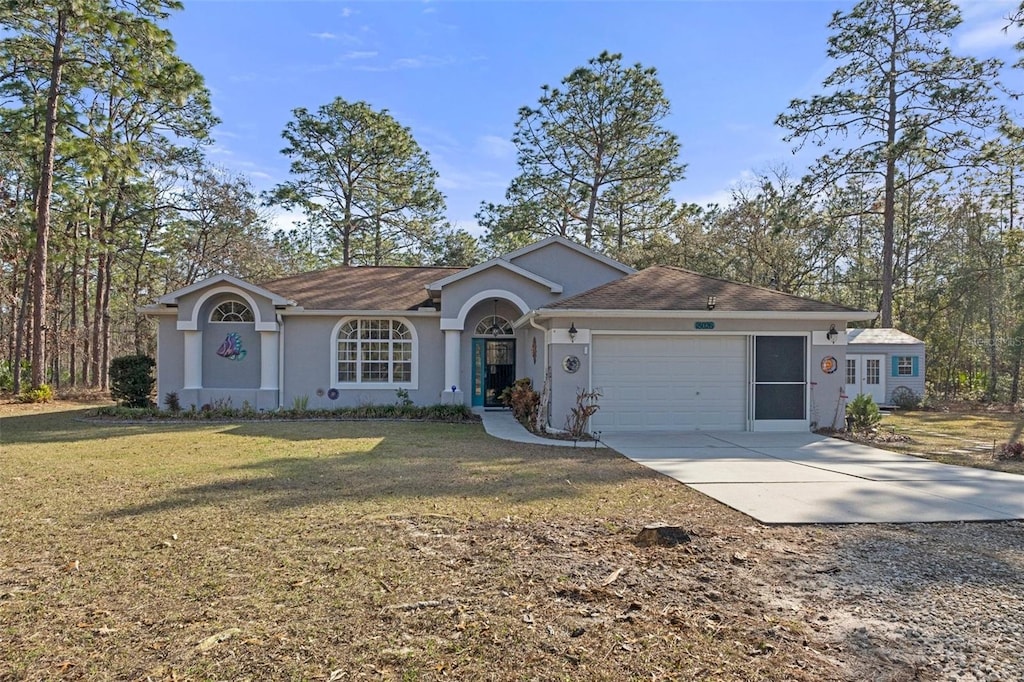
xmin=477 ymin=410 xmax=601 ymax=448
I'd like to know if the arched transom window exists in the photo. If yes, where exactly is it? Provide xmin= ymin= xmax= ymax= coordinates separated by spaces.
xmin=210 ymin=299 xmax=254 ymax=322
xmin=475 ymin=315 xmax=513 ymax=337
xmin=336 ymin=319 xmax=414 ymax=385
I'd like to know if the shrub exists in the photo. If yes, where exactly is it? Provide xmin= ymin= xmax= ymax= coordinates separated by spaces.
xmin=164 ymin=391 xmax=181 ymax=413
xmin=997 ymin=441 xmax=1024 ymax=461
xmin=109 ymin=355 xmax=155 ymax=407
xmin=292 ymin=394 xmax=309 ymax=411
xmin=395 ymin=388 xmax=413 ymax=407
xmin=499 ymin=378 xmax=541 ymax=428
xmin=889 ymin=386 xmax=921 ymax=409
xmin=846 ymin=393 xmax=881 ymax=431
xmin=16 ymin=384 xmax=54 ymax=403
xmin=564 ymin=388 xmax=601 ymax=439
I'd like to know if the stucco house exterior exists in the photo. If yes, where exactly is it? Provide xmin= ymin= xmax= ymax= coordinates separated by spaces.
xmin=845 ymin=327 xmax=926 ymax=406
xmin=142 ymin=236 xmax=877 ymax=432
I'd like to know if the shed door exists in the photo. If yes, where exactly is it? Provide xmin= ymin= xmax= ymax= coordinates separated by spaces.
xmin=591 ymin=335 xmax=747 ymax=431
xmin=845 ymin=354 xmax=886 ymax=405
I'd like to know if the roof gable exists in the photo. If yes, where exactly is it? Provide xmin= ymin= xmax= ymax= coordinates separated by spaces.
xmin=157 ymin=274 xmax=295 ymax=307
xmin=503 ymin=236 xmax=635 ymax=275
xmin=542 ymin=265 xmax=874 ymax=317
xmin=427 ymin=259 xmax=563 ymax=294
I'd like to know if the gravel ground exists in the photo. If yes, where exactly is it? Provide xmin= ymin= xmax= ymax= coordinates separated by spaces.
xmin=757 ymin=521 xmax=1024 ymax=682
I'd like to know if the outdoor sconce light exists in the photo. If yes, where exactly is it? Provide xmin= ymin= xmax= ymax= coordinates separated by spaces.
xmin=706 ymin=295 xmax=716 ymax=311
xmin=826 ymin=323 xmax=839 ymax=342
xmin=568 ymin=322 xmax=578 ymax=343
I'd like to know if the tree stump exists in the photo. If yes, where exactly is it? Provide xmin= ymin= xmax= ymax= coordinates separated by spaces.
xmin=633 ymin=525 xmax=691 ymax=547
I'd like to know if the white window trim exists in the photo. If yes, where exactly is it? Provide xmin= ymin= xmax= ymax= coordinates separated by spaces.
xmin=330 ymin=317 xmax=418 ymax=390
xmin=209 ymin=299 xmax=255 ymax=323
xmin=896 ymin=356 xmax=914 ymax=376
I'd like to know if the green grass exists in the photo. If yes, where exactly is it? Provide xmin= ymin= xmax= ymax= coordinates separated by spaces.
xmin=878 ymin=409 xmax=1024 ymax=474
xmin=0 ymin=402 xmax=836 ymax=681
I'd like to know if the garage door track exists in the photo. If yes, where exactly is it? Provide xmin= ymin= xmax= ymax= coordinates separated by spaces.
xmin=600 ymin=431 xmax=1024 ymax=524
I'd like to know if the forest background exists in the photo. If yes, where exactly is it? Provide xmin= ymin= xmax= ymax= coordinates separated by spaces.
xmin=2 ymin=0 xmax=1023 ymax=405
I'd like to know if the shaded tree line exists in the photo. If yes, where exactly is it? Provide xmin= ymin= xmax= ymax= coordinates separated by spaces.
xmin=2 ymin=0 xmax=1023 ymax=404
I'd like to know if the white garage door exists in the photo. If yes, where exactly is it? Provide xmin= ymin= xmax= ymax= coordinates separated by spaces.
xmin=591 ymin=335 xmax=747 ymax=431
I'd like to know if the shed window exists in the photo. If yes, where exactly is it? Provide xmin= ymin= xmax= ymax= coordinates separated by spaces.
xmin=335 ymin=319 xmax=414 ymax=386
xmin=210 ymin=300 xmax=254 ymax=322
xmin=895 ymin=356 xmax=918 ymax=377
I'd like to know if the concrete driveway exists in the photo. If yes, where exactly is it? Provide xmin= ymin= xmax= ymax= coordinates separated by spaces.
xmin=600 ymin=431 xmax=1024 ymax=524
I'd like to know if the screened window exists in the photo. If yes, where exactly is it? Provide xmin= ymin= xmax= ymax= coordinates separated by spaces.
xmin=210 ymin=300 xmax=254 ymax=322
xmin=896 ymin=356 xmax=914 ymax=376
xmin=754 ymin=336 xmax=807 ymax=420
xmin=336 ymin=319 xmax=414 ymax=385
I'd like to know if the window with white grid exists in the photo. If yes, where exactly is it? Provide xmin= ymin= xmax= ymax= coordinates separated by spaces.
xmin=335 ymin=319 xmax=415 ymax=386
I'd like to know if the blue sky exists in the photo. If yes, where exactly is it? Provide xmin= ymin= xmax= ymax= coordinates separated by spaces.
xmin=167 ymin=0 xmax=1024 ymax=236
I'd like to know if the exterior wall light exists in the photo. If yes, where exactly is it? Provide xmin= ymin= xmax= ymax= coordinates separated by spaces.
xmin=826 ymin=323 xmax=839 ymax=342
xmin=706 ymin=295 xmax=716 ymax=311
xmin=568 ymin=322 xmax=578 ymax=342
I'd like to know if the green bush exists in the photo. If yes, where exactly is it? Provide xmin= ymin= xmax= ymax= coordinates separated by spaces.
xmin=499 ymin=378 xmax=541 ymax=428
xmin=109 ymin=355 xmax=155 ymax=407
xmin=16 ymin=384 xmax=54 ymax=403
xmin=846 ymin=393 xmax=881 ymax=431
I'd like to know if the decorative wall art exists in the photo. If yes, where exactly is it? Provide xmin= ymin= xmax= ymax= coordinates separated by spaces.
xmin=216 ymin=332 xmax=247 ymax=361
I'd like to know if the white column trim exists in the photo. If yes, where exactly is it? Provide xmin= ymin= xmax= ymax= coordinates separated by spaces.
xmin=260 ymin=330 xmax=280 ymax=390
xmin=183 ymin=330 xmax=203 ymax=389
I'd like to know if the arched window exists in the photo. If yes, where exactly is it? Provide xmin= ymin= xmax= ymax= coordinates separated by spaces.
xmin=210 ymin=300 xmax=254 ymax=322
xmin=336 ymin=319 xmax=415 ymax=386
xmin=475 ymin=315 xmax=513 ymax=337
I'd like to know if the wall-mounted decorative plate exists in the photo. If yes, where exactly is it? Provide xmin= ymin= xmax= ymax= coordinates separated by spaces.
xmin=562 ymin=355 xmax=581 ymax=374
xmin=820 ymin=356 xmax=838 ymax=374
xmin=327 ymin=388 xmax=339 ymax=400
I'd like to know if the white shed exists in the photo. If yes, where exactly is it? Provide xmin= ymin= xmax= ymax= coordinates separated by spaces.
xmin=846 ymin=328 xmax=926 ymax=406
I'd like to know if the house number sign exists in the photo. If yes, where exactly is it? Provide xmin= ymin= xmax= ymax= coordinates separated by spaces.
xmin=694 ymin=321 xmax=715 ymax=330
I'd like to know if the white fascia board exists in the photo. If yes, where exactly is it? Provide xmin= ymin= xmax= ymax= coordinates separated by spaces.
xmin=501 ymin=236 xmax=636 ymax=274
xmin=157 ymin=274 xmax=295 ymax=307
xmin=427 ymin=259 xmax=563 ymax=293
xmin=534 ymin=309 xmax=879 ymax=322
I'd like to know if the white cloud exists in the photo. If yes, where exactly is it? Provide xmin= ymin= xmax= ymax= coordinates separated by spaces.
xmin=310 ymin=32 xmax=338 ymax=40
xmin=475 ymin=135 xmax=516 ymax=160
xmin=340 ymin=7 xmax=355 ymax=18
xmin=957 ymin=19 xmax=1021 ymax=52
xmin=452 ymin=218 xmax=486 ymax=239
xmin=268 ymin=208 xmax=308 ymax=234
xmin=340 ymin=50 xmax=377 ymax=60
xmin=249 ymin=171 xmax=273 ymax=181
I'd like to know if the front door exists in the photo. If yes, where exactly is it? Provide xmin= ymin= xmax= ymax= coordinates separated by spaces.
xmin=845 ymin=354 xmax=886 ymax=405
xmin=483 ymin=339 xmax=515 ymax=408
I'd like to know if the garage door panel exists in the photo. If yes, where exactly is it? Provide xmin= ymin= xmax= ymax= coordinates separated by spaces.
xmin=592 ymin=335 xmax=746 ymax=431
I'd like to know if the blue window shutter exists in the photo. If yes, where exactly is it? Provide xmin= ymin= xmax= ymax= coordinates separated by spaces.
xmin=891 ymin=356 xmax=899 ymax=377
xmin=911 ymin=356 xmax=919 ymax=377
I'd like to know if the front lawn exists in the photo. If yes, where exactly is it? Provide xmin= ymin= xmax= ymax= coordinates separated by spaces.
xmin=0 ymin=402 xmax=837 ymax=681
xmin=877 ymin=409 xmax=1024 ymax=474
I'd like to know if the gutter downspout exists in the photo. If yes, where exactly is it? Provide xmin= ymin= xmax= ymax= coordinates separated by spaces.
xmin=527 ymin=312 xmax=550 ymax=429
xmin=277 ymin=313 xmax=285 ymax=409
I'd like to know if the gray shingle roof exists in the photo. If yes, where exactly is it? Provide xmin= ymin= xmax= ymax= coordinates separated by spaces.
xmin=544 ymin=265 xmax=865 ymax=314
xmin=261 ymin=266 xmax=462 ymax=311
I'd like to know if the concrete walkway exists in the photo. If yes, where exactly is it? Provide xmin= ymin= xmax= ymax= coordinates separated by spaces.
xmin=478 ymin=409 xmax=600 ymax=448
xmin=601 ymin=431 xmax=1024 ymax=524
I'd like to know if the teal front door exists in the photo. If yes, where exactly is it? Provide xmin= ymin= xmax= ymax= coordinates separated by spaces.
xmin=472 ymin=338 xmax=516 ymax=408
